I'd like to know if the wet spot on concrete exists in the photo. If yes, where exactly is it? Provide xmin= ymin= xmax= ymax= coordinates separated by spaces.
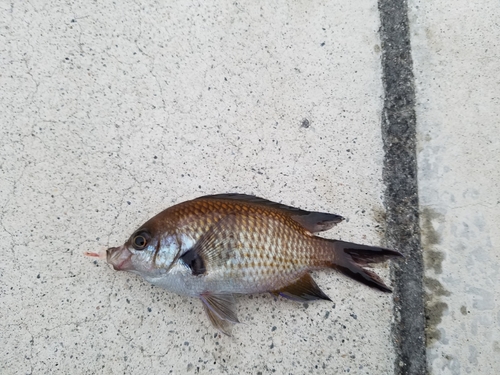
xmin=425 ymin=300 xmax=448 ymax=344
xmin=421 ymin=207 xmax=444 ymax=274
xmin=460 ymin=305 xmax=467 ymax=315
xmin=425 ymin=277 xmax=451 ymax=297
xmin=424 ymin=276 xmax=450 ymax=345
xmin=420 ymin=207 xmax=442 ymax=246
xmin=420 ymin=208 xmax=453 ymax=348
xmin=425 ymin=250 xmax=444 ymax=274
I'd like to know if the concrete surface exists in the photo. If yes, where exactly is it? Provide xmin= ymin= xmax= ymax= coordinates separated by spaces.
xmin=409 ymin=1 xmax=500 ymax=374
xmin=1 ymin=1 xmax=396 ymax=374
xmin=3 ymin=1 xmax=499 ymax=374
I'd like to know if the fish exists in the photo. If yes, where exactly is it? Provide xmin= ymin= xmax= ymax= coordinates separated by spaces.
xmin=88 ymin=194 xmax=402 ymax=335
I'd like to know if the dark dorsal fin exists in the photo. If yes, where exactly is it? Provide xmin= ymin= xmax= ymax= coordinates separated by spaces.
xmin=271 ymin=273 xmax=332 ymax=302
xmin=196 ymin=193 xmax=344 ymax=233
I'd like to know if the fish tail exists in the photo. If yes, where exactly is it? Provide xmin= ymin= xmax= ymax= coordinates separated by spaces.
xmin=327 ymin=240 xmax=403 ymax=292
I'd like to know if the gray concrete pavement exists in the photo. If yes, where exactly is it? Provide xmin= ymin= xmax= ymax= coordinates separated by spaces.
xmin=2 ymin=1 xmax=499 ymax=374
xmin=410 ymin=0 xmax=500 ymax=374
xmin=1 ymin=1 xmax=395 ymax=374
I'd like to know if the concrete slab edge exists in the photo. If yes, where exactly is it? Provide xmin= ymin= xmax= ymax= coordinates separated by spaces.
xmin=378 ymin=1 xmax=427 ymax=374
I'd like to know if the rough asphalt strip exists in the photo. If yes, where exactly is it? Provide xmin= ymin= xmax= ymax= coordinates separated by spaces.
xmin=379 ymin=0 xmax=427 ymax=374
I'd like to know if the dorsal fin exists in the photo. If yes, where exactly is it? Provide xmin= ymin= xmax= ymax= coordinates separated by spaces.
xmin=196 ymin=194 xmax=344 ymax=233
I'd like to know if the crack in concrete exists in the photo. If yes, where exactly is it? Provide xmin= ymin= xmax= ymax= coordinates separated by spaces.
xmin=1 ymin=162 xmax=27 ymax=256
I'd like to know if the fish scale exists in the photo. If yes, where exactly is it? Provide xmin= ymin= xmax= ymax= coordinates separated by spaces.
xmin=190 ymin=206 xmax=317 ymax=283
xmin=98 ymin=193 xmax=403 ymax=335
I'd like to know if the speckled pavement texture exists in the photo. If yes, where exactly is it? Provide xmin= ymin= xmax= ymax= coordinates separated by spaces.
xmin=1 ymin=1 xmax=498 ymax=375
xmin=410 ymin=0 xmax=500 ymax=374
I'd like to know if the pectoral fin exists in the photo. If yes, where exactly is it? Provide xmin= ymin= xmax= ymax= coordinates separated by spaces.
xmin=180 ymin=248 xmax=206 ymax=276
xmin=200 ymin=294 xmax=239 ymax=336
xmin=180 ymin=215 xmax=239 ymax=275
xmin=271 ymin=273 xmax=332 ymax=302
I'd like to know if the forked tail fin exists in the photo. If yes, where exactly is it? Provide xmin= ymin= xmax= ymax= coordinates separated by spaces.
xmin=329 ymin=240 xmax=403 ymax=292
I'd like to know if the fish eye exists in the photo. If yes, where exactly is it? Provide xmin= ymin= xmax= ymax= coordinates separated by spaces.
xmin=132 ymin=231 xmax=149 ymax=250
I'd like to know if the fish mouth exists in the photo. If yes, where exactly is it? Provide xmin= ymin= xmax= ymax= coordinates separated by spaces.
xmin=106 ymin=245 xmax=134 ymax=271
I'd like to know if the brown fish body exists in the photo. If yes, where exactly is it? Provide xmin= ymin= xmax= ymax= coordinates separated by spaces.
xmin=104 ymin=194 xmax=402 ymax=334
xmin=143 ymin=197 xmax=333 ymax=295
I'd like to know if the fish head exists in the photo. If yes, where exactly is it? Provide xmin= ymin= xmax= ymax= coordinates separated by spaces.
xmin=106 ymin=229 xmax=157 ymax=273
xmin=106 ymin=217 xmax=179 ymax=276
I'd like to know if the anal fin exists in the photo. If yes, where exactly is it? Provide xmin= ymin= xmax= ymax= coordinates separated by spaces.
xmin=271 ymin=273 xmax=332 ymax=302
xmin=200 ymin=294 xmax=239 ymax=336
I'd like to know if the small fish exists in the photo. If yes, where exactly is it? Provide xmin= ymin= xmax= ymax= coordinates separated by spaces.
xmin=89 ymin=194 xmax=402 ymax=335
